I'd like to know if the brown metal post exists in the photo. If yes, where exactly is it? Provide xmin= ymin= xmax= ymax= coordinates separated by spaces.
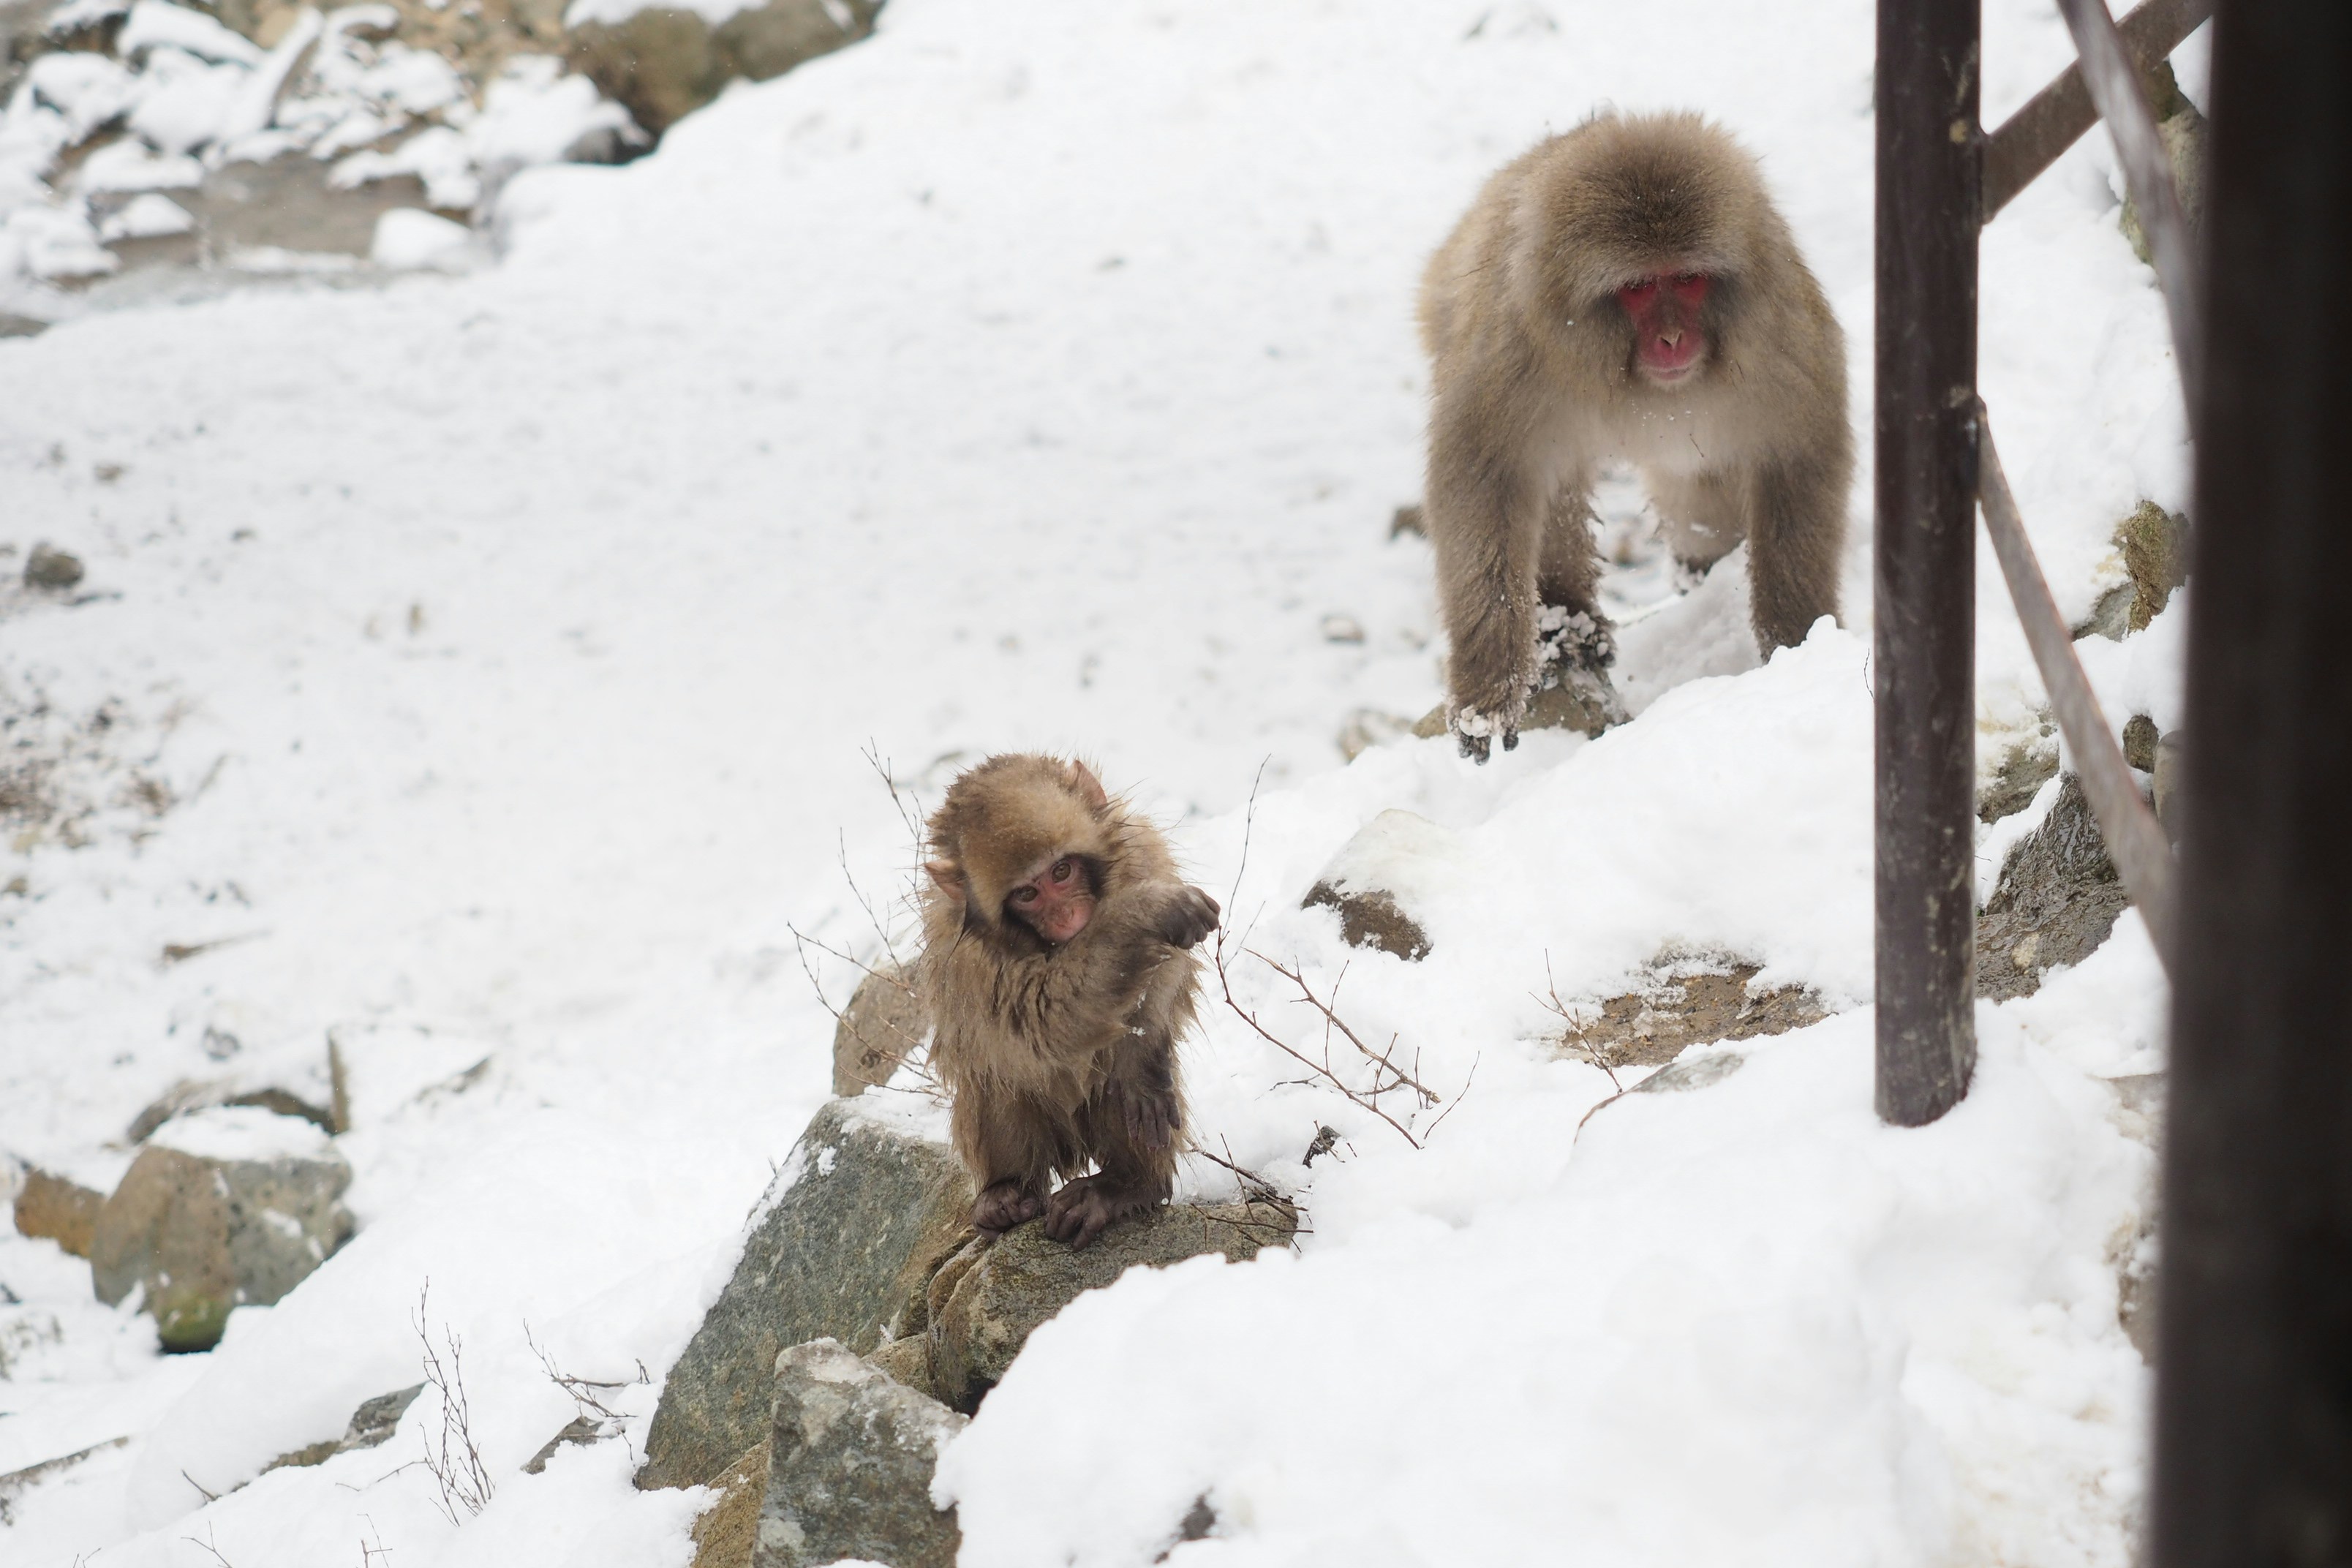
xmin=2152 ymin=0 xmax=2352 ymax=1561
xmin=1874 ymin=0 xmax=1980 ymax=1126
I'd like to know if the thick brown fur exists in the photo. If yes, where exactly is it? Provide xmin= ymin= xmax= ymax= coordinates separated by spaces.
xmin=917 ymin=754 xmax=1219 ymax=1248
xmin=1419 ymin=110 xmax=1853 ymax=758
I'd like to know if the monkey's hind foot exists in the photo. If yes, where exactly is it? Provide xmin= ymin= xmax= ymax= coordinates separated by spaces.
xmin=972 ymin=1180 xmax=1045 ymax=1237
xmin=1534 ymin=604 xmax=1618 ymax=678
xmin=1043 ymin=1174 xmax=1165 ymax=1250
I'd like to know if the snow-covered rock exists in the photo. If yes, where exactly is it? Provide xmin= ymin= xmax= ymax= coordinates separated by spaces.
xmin=758 ymin=1338 xmax=965 ymax=1568
xmin=639 ymin=1098 xmax=971 ymax=1490
xmin=89 ymin=1108 xmax=355 ymax=1352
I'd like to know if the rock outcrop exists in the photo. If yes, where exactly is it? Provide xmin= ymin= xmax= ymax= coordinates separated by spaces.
xmin=638 ymin=1098 xmax=973 ymax=1490
xmin=911 ymin=1200 xmax=1296 ymax=1412
xmin=88 ymin=1107 xmax=354 ymax=1352
xmin=1300 ymin=809 xmax=1458 ymax=962
xmin=753 ymin=1339 xmax=965 ymax=1568
xmin=11 ymin=1166 xmax=105 ymax=1256
xmin=263 ymin=1384 xmax=422 ymax=1471
xmin=567 ymin=0 xmax=878 ymax=137
xmin=1975 ymin=774 xmax=2133 ymax=1002
xmin=1553 ymin=959 xmax=1831 ymax=1073
xmin=831 ymin=961 xmax=926 ymax=1096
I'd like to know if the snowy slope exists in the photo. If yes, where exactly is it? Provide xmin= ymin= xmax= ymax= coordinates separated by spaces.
xmin=1 ymin=1 xmax=2187 ymax=1564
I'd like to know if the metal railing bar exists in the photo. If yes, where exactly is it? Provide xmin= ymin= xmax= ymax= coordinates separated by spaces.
xmin=2054 ymin=0 xmax=2206 ymax=414
xmin=1975 ymin=405 xmax=2179 ymax=969
xmin=1982 ymin=0 xmax=2212 ymax=222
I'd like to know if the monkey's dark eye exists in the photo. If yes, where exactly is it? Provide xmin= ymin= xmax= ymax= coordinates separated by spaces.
xmin=1010 ymin=886 xmax=1039 ymax=904
xmin=1049 ymin=858 xmax=1074 ymax=883
xmin=1620 ymin=279 xmax=1659 ymax=305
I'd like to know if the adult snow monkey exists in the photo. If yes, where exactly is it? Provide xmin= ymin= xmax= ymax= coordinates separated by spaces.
xmin=1418 ymin=110 xmax=1853 ymax=760
xmin=918 ymin=755 xmax=1220 ymax=1248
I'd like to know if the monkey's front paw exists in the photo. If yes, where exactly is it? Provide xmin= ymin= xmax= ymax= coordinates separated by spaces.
xmin=972 ymin=1180 xmax=1044 ymax=1237
xmin=1156 ymin=885 xmax=1222 ymax=949
xmin=1122 ymin=1089 xmax=1180 ymax=1151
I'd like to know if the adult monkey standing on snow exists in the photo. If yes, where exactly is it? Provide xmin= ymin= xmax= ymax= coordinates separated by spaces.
xmin=919 ymin=755 xmax=1220 ymax=1248
xmin=1418 ymin=110 xmax=1853 ymax=760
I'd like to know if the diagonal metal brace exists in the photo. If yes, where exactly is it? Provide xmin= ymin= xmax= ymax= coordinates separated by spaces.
xmin=1975 ymin=406 xmax=2178 ymax=970
xmin=1982 ymin=0 xmax=2211 ymax=222
xmin=2054 ymin=0 xmax=2205 ymax=415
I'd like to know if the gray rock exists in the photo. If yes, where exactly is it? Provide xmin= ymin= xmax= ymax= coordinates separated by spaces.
xmin=1301 ymin=883 xmax=1429 ymax=962
xmin=263 ymin=1384 xmax=423 ymax=1472
xmin=2072 ymin=582 xmax=2134 ymax=642
xmin=924 ymin=1200 xmax=1295 ymax=1412
xmin=832 ymin=962 xmax=926 ymax=1097
xmin=638 ymin=1098 xmax=974 ymax=1490
xmin=1976 ymin=774 xmax=2130 ymax=1003
xmin=1553 ymin=960 xmax=1829 ymax=1072
xmin=0 ymin=1437 xmax=129 ymax=1526
xmin=568 ymin=0 xmax=875 ymax=137
xmin=522 ymin=1413 xmax=617 ymax=1474
xmin=755 ymin=1339 xmax=965 ymax=1568
xmin=1299 ymin=809 xmax=1457 ymax=962
xmin=863 ymin=1333 xmax=940 ymax=1404
xmin=1979 ymin=723 xmax=2059 ymax=824
xmin=23 ymin=544 xmax=83 ymax=592
xmin=88 ymin=1112 xmax=355 ymax=1352
xmin=2114 ymin=500 xmax=2190 ymax=632
xmin=2119 ymin=71 xmax=2206 ymax=274
xmin=127 ymin=1077 xmax=336 ymax=1143
xmin=2121 ymin=713 xmax=2160 ymax=773
xmin=0 ymin=312 xmax=47 ymax=339
xmin=690 ymin=1441 xmax=769 ymax=1568
xmin=11 ymin=1166 xmax=104 ymax=1258
xmin=1632 ymin=1049 xmax=1746 ymax=1096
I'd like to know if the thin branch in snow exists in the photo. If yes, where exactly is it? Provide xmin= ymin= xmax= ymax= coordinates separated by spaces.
xmin=1535 ymin=951 xmax=1622 ymax=1092
xmin=412 ymin=1284 xmax=493 ymax=1524
xmin=1213 ymin=932 xmax=1422 ymax=1148
xmin=1253 ymin=951 xmax=1440 ymax=1107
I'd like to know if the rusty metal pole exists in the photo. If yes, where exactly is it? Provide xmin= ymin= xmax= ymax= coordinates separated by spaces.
xmin=2152 ymin=0 xmax=2352 ymax=1561
xmin=1874 ymin=0 xmax=1981 ymax=1126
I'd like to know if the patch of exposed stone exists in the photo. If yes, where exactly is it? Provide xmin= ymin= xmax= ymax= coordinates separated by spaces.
xmin=1 ymin=0 xmax=881 ymax=317
xmin=830 ymin=960 xmax=926 ymax=1096
xmin=648 ymin=1098 xmax=1296 ymax=1568
xmin=1975 ymin=774 xmax=2130 ymax=1003
xmin=1552 ymin=957 xmax=1832 ymax=1073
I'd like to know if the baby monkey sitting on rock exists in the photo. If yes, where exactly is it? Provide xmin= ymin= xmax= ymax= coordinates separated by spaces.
xmin=919 ymin=755 xmax=1220 ymax=1248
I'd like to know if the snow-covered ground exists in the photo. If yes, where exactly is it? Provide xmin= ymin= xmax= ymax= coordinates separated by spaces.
xmin=1 ymin=1 xmax=2193 ymax=1563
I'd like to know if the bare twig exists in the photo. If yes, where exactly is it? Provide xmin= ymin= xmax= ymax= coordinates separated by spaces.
xmin=412 ymin=1284 xmax=493 ymax=1524
xmin=524 ymin=1324 xmax=627 ymax=1427
xmin=1424 ymin=1053 xmax=1479 ymax=1137
xmin=184 ymin=1525 xmax=235 ymax=1567
xmin=1189 ymin=1136 xmax=1286 ymax=1206
xmin=860 ymin=740 xmax=928 ymax=860
xmin=1213 ymin=934 xmax=1422 ymax=1148
xmin=1226 ymin=756 xmax=1271 ymax=916
xmin=1252 ymin=951 xmax=1439 ymax=1106
xmin=1536 ymin=952 xmax=1621 ymax=1092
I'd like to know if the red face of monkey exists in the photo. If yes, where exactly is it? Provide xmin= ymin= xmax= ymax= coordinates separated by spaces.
xmin=1005 ymin=853 xmax=1096 ymax=943
xmin=1618 ymin=272 xmax=1713 ymax=385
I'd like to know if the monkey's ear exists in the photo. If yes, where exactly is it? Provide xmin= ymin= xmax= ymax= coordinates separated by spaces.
xmin=1068 ymin=761 xmax=1109 ymax=810
xmin=924 ymin=859 xmax=965 ymax=897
